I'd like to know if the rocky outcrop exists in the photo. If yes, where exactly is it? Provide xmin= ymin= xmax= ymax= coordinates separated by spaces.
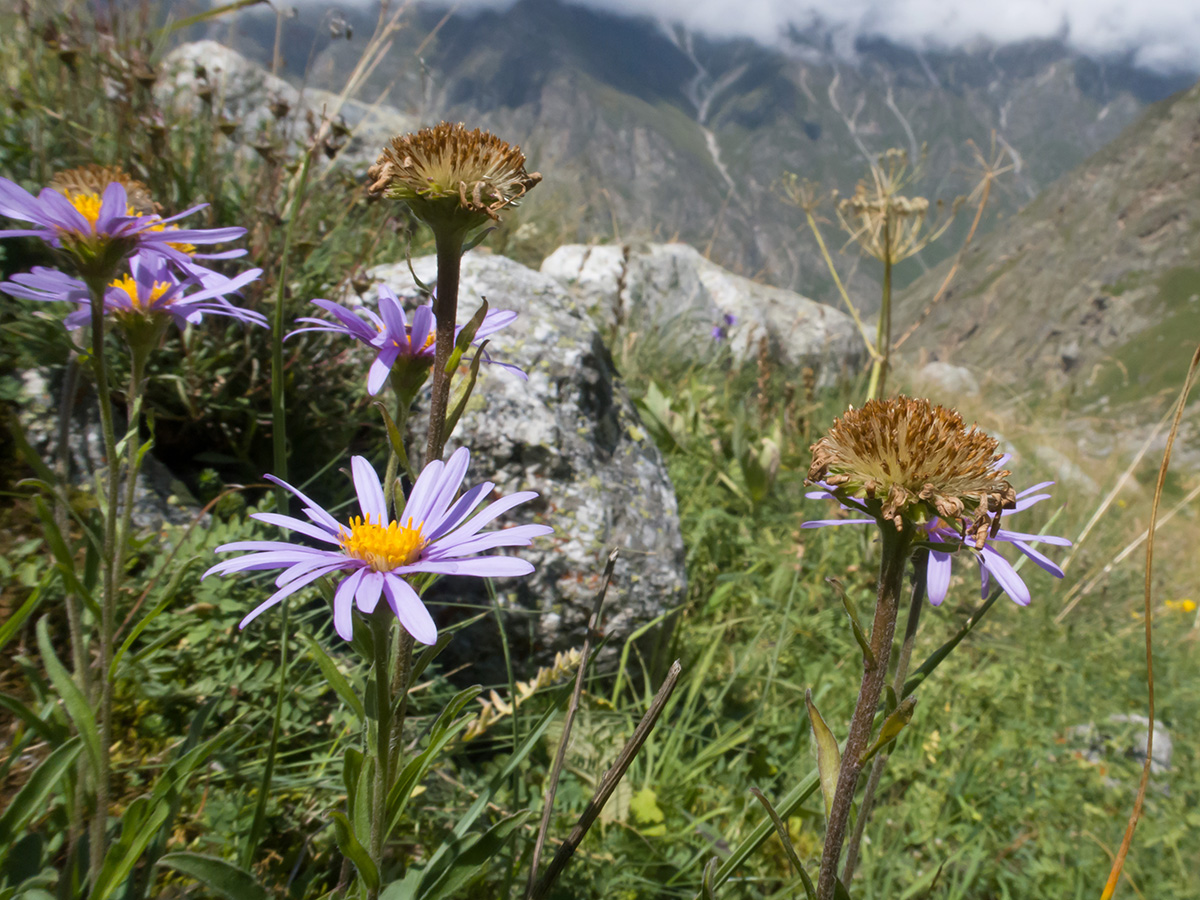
xmin=542 ymin=242 xmax=864 ymax=382
xmin=355 ymin=252 xmax=687 ymax=679
xmin=157 ymin=41 xmax=415 ymax=168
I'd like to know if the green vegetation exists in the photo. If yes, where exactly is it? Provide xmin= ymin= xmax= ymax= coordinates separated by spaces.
xmin=1 ymin=3 xmax=1198 ymax=899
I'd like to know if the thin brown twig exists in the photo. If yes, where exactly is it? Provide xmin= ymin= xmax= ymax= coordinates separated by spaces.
xmin=1099 ymin=342 xmax=1200 ymax=900
xmin=529 ymin=658 xmax=683 ymax=900
xmin=525 ymin=549 xmax=619 ymax=898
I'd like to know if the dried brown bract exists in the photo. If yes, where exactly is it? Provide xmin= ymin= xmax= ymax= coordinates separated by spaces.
xmin=808 ymin=396 xmax=1016 ymax=534
xmin=366 ymin=122 xmax=541 ymax=231
xmin=50 ymin=164 xmax=158 ymax=215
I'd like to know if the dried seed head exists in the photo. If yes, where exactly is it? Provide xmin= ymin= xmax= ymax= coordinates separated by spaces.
xmin=808 ymin=396 xmax=1016 ymax=532
xmin=50 ymin=165 xmax=158 ymax=215
xmin=366 ymin=122 xmax=541 ymax=235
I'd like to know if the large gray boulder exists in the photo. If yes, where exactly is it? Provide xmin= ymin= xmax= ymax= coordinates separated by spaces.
xmin=157 ymin=41 xmax=415 ymax=169
xmin=541 ymin=242 xmax=864 ymax=383
xmin=355 ymin=252 xmax=687 ymax=680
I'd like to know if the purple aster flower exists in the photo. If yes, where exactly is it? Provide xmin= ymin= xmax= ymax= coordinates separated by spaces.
xmin=288 ymin=285 xmax=525 ymax=395
xmin=203 ymin=447 xmax=552 ymax=644
xmin=711 ymin=324 xmax=727 ymax=341
xmin=0 ymin=174 xmax=246 ymax=278
xmin=723 ymin=312 xmax=738 ymax=327
xmin=1 ymin=254 xmax=265 ymax=331
xmin=803 ymin=462 xmax=1070 ymax=607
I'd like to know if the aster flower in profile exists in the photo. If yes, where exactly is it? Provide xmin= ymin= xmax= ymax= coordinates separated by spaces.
xmin=803 ymin=397 xmax=1070 ymax=606
xmin=204 ymin=447 xmax=552 ymax=644
xmin=2 ymin=253 xmax=265 ymax=332
xmin=366 ymin=122 xmax=541 ymax=236
xmin=288 ymin=285 xmax=525 ymax=395
xmin=807 ymin=396 xmax=1016 ymax=538
xmin=0 ymin=167 xmax=246 ymax=280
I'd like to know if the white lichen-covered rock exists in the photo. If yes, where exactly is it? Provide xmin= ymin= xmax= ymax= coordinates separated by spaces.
xmin=157 ymin=41 xmax=415 ymax=168
xmin=542 ymin=242 xmax=863 ymax=382
xmin=909 ymin=361 xmax=982 ymax=399
xmin=357 ymin=252 xmax=686 ymax=678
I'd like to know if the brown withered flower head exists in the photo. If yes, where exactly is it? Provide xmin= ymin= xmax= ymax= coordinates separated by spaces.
xmin=366 ymin=122 xmax=541 ymax=235
xmin=50 ymin=165 xmax=158 ymax=216
xmin=808 ymin=396 xmax=1016 ymax=538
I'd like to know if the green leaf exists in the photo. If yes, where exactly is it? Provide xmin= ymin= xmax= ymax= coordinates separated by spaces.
xmin=700 ymin=857 xmax=720 ymax=900
xmin=444 ymin=298 xmax=488 ymax=375
xmin=110 ymin=559 xmax=199 ymax=678
xmin=827 ymin=577 xmax=874 ymax=668
xmin=629 ymin=787 xmax=665 ymax=825
xmin=442 ymin=342 xmax=486 ymax=440
xmin=375 ymin=401 xmax=415 ymax=485
xmin=414 ymin=810 xmax=530 ymax=900
xmin=860 ymin=695 xmax=918 ymax=764
xmin=91 ymin=795 xmax=170 ymax=900
xmin=806 ymin=689 xmax=841 ymax=820
xmin=35 ymin=618 xmax=101 ymax=781
xmin=748 ymin=788 xmax=815 ymax=900
xmin=156 ymin=852 xmax=268 ymax=900
xmin=302 ymin=634 xmax=366 ymax=720
xmin=0 ymin=736 xmax=81 ymax=844
xmin=0 ymin=694 xmax=65 ymax=746
xmin=331 ymin=811 xmax=379 ymax=891
xmin=386 ymin=686 xmax=481 ymax=833
xmin=32 ymin=497 xmax=92 ymax=602
xmin=0 ymin=571 xmax=51 ymax=653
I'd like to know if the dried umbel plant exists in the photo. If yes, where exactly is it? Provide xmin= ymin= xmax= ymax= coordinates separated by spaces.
xmin=367 ymin=121 xmax=541 ymax=237
xmin=808 ymin=396 xmax=1016 ymax=539
xmin=834 ymin=148 xmax=954 ymax=265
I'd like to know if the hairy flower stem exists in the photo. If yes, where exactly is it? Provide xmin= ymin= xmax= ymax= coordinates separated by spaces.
xmin=841 ymin=548 xmax=928 ymax=886
xmin=425 ymin=231 xmax=464 ymax=463
xmin=816 ymin=523 xmax=912 ymax=900
xmin=83 ymin=275 xmax=120 ymax=885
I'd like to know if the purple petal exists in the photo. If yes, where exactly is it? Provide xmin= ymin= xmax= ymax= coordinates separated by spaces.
xmin=263 ymin=474 xmax=340 ymax=532
xmin=382 ymin=575 xmax=437 ymax=645
xmin=367 ymin=353 xmax=396 ymax=396
xmin=351 ymin=456 xmax=388 ymax=525
xmin=441 ymin=491 xmax=539 ymax=541
xmin=429 ymin=524 xmax=554 ymax=558
xmin=239 ymin=565 xmax=330 ymax=630
xmin=992 ymin=528 xmax=1071 ymax=547
xmin=401 ymin=457 xmax=446 ymax=526
xmin=926 ymin=551 xmax=953 ymax=606
xmin=334 ymin=569 xmax=364 ymax=640
xmin=249 ymin=513 xmax=341 ymax=544
xmin=978 ymin=547 xmax=1031 ymax=606
xmin=1009 ymin=540 xmax=1066 ymax=579
xmin=426 ymin=482 xmax=494 ymax=540
xmin=357 ymin=570 xmax=384 ymax=614
xmin=800 ymin=519 xmax=874 ymax=528
xmin=423 ymin=447 xmax=471 ymax=528
xmin=398 ymin=557 xmax=536 ymax=578
xmin=410 ymin=304 xmax=434 ymax=354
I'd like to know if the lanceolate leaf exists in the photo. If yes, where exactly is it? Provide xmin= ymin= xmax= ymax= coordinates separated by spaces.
xmin=302 ymin=634 xmax=366 ymax=721
xmin=860 ymin=696 xmax=918 ymax=764
xmin=806 ymin=689 xmax=841 ymax=820
xmin=331 ymin=811 xmax=379 ymax=891
xmin=0 ymin=736 xmax=81 ymax=845
xmin=35 ymin=618 xmax=101 ymax=781
xmin=156 ymin=853 xmax=268 ymax=900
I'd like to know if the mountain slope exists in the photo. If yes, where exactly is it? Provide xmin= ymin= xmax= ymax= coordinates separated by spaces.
xmin=199 ymin=0 xmax=1190 ymax=309
xmin=894 ymin=79 xmax=1200 ymax=453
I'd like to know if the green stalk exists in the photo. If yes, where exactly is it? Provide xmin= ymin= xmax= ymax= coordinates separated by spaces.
xmin=815 ymin=522 xmax=912 ymax=900
xmin=424 ymin=231 xmax=464 ymax=464
xmin=865 ymin=217 xmax=894 ymax=401
xmin=369 ymin=617 xmax=394 ymax=900
xmin=114 ymin=341 xmax=151 ymax=589
xmin=270 ymin=146 xmax=315 ymax=511
xmin=82 ymin=274 xmax=121 ymax=885
xmin=239 ymin=598 xmax=291 ymax=870
xmin=841 ymin=548 xmax=928 ymax=885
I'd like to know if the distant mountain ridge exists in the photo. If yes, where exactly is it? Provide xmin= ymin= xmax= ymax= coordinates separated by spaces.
xmin=200 ymin=0 xmax=1193 ymax=310
xmin=893 ymin=79 xmax=1200 ymax=460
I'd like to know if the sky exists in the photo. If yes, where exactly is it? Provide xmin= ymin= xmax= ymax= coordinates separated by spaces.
xmin=431 ymin=0 xmax=1200 ymax=73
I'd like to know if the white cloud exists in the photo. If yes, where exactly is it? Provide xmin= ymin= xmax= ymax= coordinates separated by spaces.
xmin=421 ymin=0 xmax=1200 ymax=73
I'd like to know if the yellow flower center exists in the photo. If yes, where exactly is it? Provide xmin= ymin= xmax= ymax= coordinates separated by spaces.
xmin=109 ymin=274 xmax=172 ymax=309
xmin=339 ymin=516 xmax=426 ymax=571
xmin=63 ymin=190 xmax=138 ymax=231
